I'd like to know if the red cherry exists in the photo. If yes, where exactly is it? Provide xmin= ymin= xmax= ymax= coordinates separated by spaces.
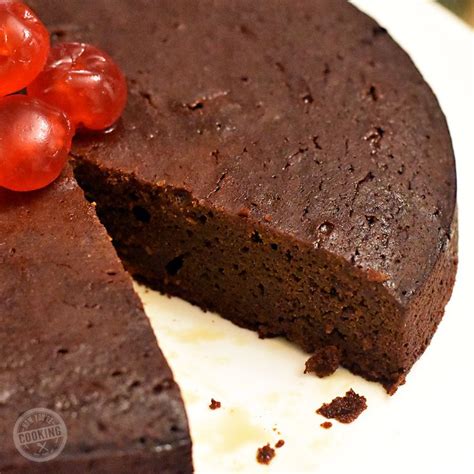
xmin=28 ymin=42 xmax=128 ymax=131
xmin=0 ymin=95 xmax=74 ymax=192
xmin=0 ymin=1 xmax=50 ymax=97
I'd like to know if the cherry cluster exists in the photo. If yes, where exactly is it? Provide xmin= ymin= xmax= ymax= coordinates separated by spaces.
xmin=0 ymin=1 xmax=127 ymax=191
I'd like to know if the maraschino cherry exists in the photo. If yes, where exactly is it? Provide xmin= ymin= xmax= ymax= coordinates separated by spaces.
xmin=0 ymin=95 xmax=74 ymax=192
xmin=0 ymin=1 xmax=50 ymax=97
xmin=0 ymin=3 xmax=128 ymax=192
xmin=28 ymin=42 xmax=128 ymax=131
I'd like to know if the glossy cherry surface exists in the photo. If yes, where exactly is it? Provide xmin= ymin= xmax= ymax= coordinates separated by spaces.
xmin=28 ymin=42 xmax=128 ymax=130
xmin=0 ymin=1 xmax=50 ymax=97
xmin=0 ymin=95 xmax=74 ymax=192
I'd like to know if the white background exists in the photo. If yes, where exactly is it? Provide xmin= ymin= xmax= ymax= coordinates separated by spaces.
xmin=138 ymin=1 xmax=474 ymax=472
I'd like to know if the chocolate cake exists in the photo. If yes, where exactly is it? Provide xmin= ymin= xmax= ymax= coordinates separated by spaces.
xmin=27 ymin=0 xmax=457 ymax=394
xmin=0 ymin=168 xmax=192 ymax=472
xmin=1 ymin=0 xmax=458 ymax=468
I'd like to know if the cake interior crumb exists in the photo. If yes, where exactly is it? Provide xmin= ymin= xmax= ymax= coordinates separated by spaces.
xmin=209 ymin=398 xmax=221 ymax=410
xmin=316 ymin=389 xmax=367 ymax=423
xmin=256 ymin=444 xmax=276 ymax=465
xmin=304 ymin=345 xmax=340 ymax=377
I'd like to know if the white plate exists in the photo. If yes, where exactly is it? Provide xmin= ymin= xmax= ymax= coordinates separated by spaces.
xmin=137 ymin=1 xmax=474 ymax=472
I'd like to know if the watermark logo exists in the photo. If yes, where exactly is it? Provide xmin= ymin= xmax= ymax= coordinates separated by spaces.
xmin=13 ymin=408 xmax=67 ymax=462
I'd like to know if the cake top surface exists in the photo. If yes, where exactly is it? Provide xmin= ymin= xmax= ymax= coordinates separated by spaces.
xmin=30 ymin=0 xmax=456 ymax=303
xmin=0 ymin=168 xmax=190 ymax=467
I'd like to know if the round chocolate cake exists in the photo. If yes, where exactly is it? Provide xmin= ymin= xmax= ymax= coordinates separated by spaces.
xmin=1 ymin=0 xmax=457 ymax=472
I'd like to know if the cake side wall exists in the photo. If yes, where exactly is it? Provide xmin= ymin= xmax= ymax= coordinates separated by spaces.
xmin=72 ymin=161 xmax=417 ymax=391
xmin=394 ymin=211 xmax=458 ymax=394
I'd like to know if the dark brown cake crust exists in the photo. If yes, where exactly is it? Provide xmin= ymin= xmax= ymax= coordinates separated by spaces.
xmin=0 ymin=169 xmax=192 ymax=473
xmin=30 ymin=0 xmax=457 ymax=391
